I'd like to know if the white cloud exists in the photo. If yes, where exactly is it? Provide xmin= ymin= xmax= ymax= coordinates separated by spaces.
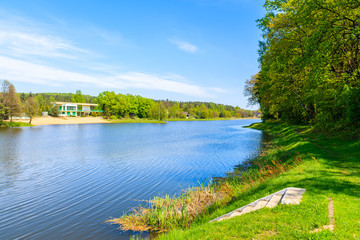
xmin=0 ymin=30 xmax=91 ymax=59
xmin=170 ymin=39 xmax=198 ymax=53
xmin=0 ymin=12 xmax=225 ymax=98
xmin=0 ymin=55 xmax=222 ymax=97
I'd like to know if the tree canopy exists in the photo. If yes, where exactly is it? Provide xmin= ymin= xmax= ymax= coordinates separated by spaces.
xmin=94 ymin=91 xmax=260 ymax=120
xmin=246 ymin=0 xmax=360 ymax=130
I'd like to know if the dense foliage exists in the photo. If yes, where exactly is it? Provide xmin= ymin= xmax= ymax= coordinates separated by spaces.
xmin=246 ymin=0 xmax=360 ymax=130
xmin=1 ymin=80 xmax=22 ymax=123
xmin=95 ymin=91 xmax=260 ymax=120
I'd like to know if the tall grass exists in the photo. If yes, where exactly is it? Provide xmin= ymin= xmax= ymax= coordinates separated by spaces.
xmin=107 ymin=183 xmax=233 ymax=232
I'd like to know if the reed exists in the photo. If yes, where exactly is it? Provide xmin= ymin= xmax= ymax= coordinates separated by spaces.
xmin=107 ymin=183 xmax=233 ymax=232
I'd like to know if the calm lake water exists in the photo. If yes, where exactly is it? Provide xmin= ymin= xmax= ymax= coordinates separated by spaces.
xmin=0 ymin=119 xmax=262 ymax=239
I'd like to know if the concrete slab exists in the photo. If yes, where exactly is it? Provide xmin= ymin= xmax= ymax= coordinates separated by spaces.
xmin=210 ymin=187 xmax=306 ymax=222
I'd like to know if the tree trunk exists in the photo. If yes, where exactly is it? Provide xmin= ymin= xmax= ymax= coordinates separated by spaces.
xmin=29 ymin=116 xmax=32 ymax=124
xmin=292 ymin=78 xmax=313 ymax=120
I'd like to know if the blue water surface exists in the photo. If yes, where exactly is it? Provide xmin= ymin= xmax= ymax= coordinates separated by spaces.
xmin=0 ymin=119 xmax=262 ymax=239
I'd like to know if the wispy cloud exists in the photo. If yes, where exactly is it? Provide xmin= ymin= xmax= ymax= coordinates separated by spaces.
xmin=0 ymin=11 xmax=224 ymax=98
xmin=0 ymin=55 xmax=221 ymax=97
xmin=169 ymin=39 xmax=198 ymax=53
xmin=0 ymin=30 xmax=91 ymax=59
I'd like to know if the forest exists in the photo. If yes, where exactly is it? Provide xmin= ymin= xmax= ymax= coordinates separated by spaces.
xmin=94 ymin=91 xmax=260 ymax=120
xmin=0 ymin=80 xmax=260 ymax=123
xmin=245 ymin=0 xmax=360 ymax=131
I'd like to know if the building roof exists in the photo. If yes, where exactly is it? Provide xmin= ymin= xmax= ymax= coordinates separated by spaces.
xmin=50 ymin=102 xmax=98 ymax=106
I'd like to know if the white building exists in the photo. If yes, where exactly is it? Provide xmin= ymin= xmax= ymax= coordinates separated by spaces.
xmin=51 ymin=102 xmax=103 ymax=117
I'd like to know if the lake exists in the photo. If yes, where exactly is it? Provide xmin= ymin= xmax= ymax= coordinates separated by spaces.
xmin=0 ymin=119 xmax=262 ymax=239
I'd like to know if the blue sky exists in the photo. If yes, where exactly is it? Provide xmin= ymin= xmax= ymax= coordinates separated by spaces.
xmin=0 ymin=0 xmax=264 ymax=109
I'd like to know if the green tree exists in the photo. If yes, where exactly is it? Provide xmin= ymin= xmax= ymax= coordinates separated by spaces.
xmin=24 ymin=97 xmax=39 ymax=124
xmin=0 ymin=103 xmax=8 ymax=126
xmin=2 ymin=82 xmax=22 ymax=122
xmin=49 ymin=96 xmax=56 ymax=103
xmin=247 ymin=0 xmax=360 ymax=129
xmin=35 ymin=95 xmax=46 ymax=113
xmin=149 ymin=102 xmax=167 ymax=120
xmin=71 ymin=90 xmax=85 ymax=103
xmin=48 ymin=105 xmax=59 ymax=117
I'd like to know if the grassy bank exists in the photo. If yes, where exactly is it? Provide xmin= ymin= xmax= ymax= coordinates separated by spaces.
xmin=155 ymin=122 xmax=360 ymax=239
xmin=110 ymin=118 xmax=166 ymax=124
xmin=1 ymin=122 xmax=33 ymax=127
xmin=166 ymin=117 xmax=259 ymax=122
xmin=166 ymin=118 xmax=232 ymax=122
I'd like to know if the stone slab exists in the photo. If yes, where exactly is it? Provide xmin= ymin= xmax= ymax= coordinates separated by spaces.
xmin=266 ymin=194 xmax=282 ymax=208
xmin=281 ymin=188 xmax=306 ymax=205
xmin=211 ymin=187 xmax=306 ymax=222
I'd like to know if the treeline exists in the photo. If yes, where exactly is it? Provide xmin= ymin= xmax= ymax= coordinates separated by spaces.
xmin=246 ymin=0 xmax=360 ymax=130
xmin=18 ymin=91 xmax=95 ymax=112
xmin=0 ymin=80 xmax=260 ymax=124
xmin=95 ymin=91 xmax=260 ymax=120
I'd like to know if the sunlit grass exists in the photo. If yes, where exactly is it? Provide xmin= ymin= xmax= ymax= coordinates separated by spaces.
xmin=109 ymin=118 xmax=166 ymax=124
xmin=1 ymin=121 xmax=33 ymax=127
xmin=158 ymin=122 xmax=360 ymax=239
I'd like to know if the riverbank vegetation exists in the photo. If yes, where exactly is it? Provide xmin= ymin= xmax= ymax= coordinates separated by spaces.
xmin=1 ymin=122 xmax=33 ymax=127
xmin=117 ymin=122 xmax=358 ymax=239
xmin=94 ymin=91 xmax=260 ymax=120
xmin=110 ymin=118 xmax=166 ymax=124
xmin=0 ymin=80 xmax=260 ymax=127
xmin=245 ymin=0 xmax=360 ymax=132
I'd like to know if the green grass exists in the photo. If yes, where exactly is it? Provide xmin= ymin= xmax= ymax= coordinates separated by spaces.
xmin=166 ymin=117 xmax=259 ymax=122
xmin=1 ymin=121 xmax=33 ymax=127
xmin=109 ymin=118 xmax=166 ymax=124
xmin=166 ymin=118 xmax=232 ymax=122
xmin=158 ymin=122 xmax=360 ymax=239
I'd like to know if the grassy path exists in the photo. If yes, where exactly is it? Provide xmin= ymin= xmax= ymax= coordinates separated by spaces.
xmin=159 ymin=123 xmax=360 ymax=239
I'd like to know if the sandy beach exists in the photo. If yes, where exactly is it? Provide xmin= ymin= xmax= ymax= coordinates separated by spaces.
xmin=15 ymin=116 xmax=110 ymax=126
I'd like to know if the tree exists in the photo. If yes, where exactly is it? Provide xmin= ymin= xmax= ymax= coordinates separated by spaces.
xmin=24 ymin=97 xmax=39 ymax=124
xmin=149 ymin=102 xmax=167 ymax=120
xmin=71 ymin=90 xmax=85 ymax=103
xmin=49 ymin=96 xmax=56 ymax=103
xmin=2 ymin=82 xmax=22 ymax=122
xmin=248 ymin=0 xmax=360 ymax=129
xmin=0 ymin=103 xmax=7 ymax=126
xmin=48 ymin=105 xmax=59 ymax=117
xmin=35 ymin=95 xmax=46 ymax=113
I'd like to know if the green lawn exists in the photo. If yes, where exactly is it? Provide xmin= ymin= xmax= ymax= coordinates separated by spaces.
xmin=1 ymin=121 xmax=33 ymax=127
xmin=159 ymin=122 xmax=360 ymax=239
xmin=110 ymin=118 xmax=166 ymax=124
xmin=166 ymin=118 xmax=232 ymax=122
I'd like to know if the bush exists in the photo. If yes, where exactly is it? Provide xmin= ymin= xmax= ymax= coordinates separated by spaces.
xmin=48 ymin=106 xmax=59 ymax=117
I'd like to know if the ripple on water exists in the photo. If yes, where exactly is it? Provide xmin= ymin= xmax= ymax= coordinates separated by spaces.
xmin=0 ymin=119 xmax=262 ymax=239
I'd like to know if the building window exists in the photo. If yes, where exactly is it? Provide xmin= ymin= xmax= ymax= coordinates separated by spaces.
xmin=67 ymin=106 xmax=76 ymax=111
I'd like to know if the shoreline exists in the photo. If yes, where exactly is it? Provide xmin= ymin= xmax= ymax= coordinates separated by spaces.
xmin=11 ymin=116 xmax=110 ymax=126
xmin=8 ymin=117 xmax=261 ymax=127
xmin=166 ymin=117 xmax=260 ymax=122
